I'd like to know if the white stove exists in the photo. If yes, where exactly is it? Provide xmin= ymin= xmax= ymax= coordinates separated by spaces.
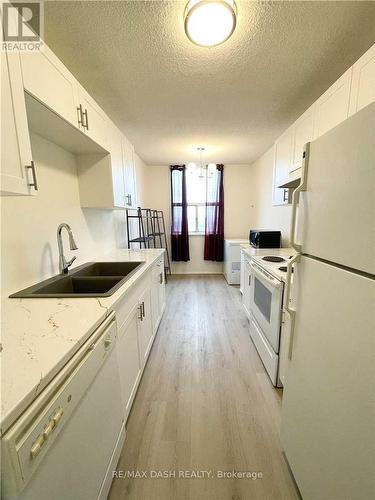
xmin=251 ymin=253 xmax=294 ymax=282
xmin=242 ymin=249 xmax=296 ymax=387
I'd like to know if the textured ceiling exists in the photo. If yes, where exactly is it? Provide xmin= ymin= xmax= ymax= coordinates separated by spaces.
xmin=44 ymin=1 xmax=375 ymax=165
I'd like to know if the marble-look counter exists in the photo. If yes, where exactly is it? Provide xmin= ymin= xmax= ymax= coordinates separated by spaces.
xmin=0 ymin=249 xmax=164 ymax=434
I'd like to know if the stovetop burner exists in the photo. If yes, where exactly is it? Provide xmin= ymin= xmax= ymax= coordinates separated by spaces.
xmin=262 ymin=256 xmax=285 ymax=263
xmin=278 ymin=266 xmax=293 ymax=273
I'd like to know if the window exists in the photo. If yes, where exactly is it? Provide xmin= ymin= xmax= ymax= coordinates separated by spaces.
xmin=186 ymin=166 xmax=207 ymax=234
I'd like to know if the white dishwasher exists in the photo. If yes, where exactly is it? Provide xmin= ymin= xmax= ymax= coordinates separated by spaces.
xmin=2 ymin=312 xmax=125 ymax=500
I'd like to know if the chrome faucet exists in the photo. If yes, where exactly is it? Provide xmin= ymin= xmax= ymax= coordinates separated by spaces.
xmin=57 ymin=223 xmax=78 ymax=274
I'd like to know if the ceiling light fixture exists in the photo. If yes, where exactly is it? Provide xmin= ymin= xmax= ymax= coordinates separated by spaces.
xmin=184 ymin=0 xmax=237 ymax=47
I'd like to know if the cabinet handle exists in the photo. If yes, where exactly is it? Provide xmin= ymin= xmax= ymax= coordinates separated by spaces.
xmin=159 ymin=272 xmax=163 ymax=284
xmin=248 ymin=274 xmax=251 ymax=286
xmin=128 ymin=194 xmax=132 ymax=206
xmin=138 ymin=305 xmax=143 ymax=321
xmin=125 ymin=194 xmax=131 ymax=205
xmin=283 ymin=189 xmax=289 ymax=202
xmin=77 ymin=104 xmax=84 ymax=128
xmin=141 ymin=301 xmax=145 ymax=318
xmin=82 ymin=108 xmax=89 ymax=130
xmin=26 ymin=161 xmax=38 ymax=191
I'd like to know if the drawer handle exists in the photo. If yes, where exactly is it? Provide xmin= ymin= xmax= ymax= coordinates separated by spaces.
xmin=138 ymin=305 xmax=143 ymax=321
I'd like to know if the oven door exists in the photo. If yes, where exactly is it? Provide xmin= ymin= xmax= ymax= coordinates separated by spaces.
xmin=249 ymin=262 xmax=283 ymax=352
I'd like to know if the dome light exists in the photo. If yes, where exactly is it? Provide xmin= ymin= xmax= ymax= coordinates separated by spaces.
xmin=184 ymin=0 xmax=237 ymax=47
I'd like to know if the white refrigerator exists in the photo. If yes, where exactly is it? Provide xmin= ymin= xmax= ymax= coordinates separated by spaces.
xmin=281 ymin=103 xmax=375 ymax=500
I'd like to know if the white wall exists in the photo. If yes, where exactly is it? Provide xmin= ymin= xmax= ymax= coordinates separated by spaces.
xmin=1 ymin=133 xmax=123 ymax=296
xmin=141 ymin=164 xmax=254 ymax=274
xmin=250 ymin=146 xmax=292 ymax=247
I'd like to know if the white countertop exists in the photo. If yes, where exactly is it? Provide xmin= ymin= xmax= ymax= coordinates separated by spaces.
xmin=0 ymin=248 xmax=164 ymax=434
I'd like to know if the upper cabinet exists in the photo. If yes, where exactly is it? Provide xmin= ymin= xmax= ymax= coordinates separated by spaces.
xmin=313 ymin=68 xmax=352 ymax=139
xmin=273 ymin=44 xmax=375 ymax=194
xmin=3 ymin=33 xmax=141 ymax=206
xmin=122 ymin=137 xmax=137 ymax=209
xmin=291 ymin=105 xmax=314 ymax=173
xmin=77 ymin=84 xmax=110 ymax=149
xmin=273 ymin=128 xmax=293 ymax=205
xmin=349 ymin=44 xmax=375 ymax=116
xmin=20 ymin=46 xmax=79 ymax=128
xmin=77 ymin=126 xmax=137 ymax=209
xmin=1 ymin=18 xmax=36 ymax=196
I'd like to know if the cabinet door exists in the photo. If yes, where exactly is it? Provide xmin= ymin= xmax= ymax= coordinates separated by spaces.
xmin=291 ymin=106 xmax=314 ymax=173
xmin=138 ymin=288 xmax=153 ymax=366
xmin=78 ymin=85 xmax=109 ymax=149
xmin=109 ymin=129 xmax=126 ymax=208
xmin=122 ymin=137 xmax=137 ymax=208
xmin=20 ymin=45 xmax=79 ymax=127
xmin=1 ymin=28 xmax=34 ymax=195
xmin=272 ymin=130 xmax=293 ymax=205
xmin=349 ymin=44 xmax=375 ymax=116
xmin=313 ymin=68 xmax=352 ymax=139
xmin=151 ymin=269 xmax=160 ymax=334
xmin=158 ymin=266 xmax=166 ymax=316
xmin=116 ymin=305 xmax=142 ymax=421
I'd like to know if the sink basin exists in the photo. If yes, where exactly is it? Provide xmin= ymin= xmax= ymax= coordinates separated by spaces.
xmin=31 ymin=277 xmax=124 ymax=297
xmin=9 ymin=261 xmax=145 ymax=298
xmin=72 ymin=261 xmax=142 ymax=277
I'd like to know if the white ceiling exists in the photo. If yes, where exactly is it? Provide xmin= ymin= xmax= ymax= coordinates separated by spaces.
xmin=44 ymin=1 xmax=375 ymax=165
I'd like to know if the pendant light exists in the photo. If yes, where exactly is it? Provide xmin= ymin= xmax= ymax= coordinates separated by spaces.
xmin=184 ymin=0 xmax=237 ymax=47
xmin=198 ymin=147 xmax=205 ymax=178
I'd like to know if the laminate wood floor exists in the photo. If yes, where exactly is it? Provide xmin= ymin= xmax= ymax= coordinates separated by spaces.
xmin=108 ymin=275 xmax=299 ymax=500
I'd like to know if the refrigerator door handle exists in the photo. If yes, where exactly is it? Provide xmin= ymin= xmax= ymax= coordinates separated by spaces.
xmin=285 ymin=253 xmax=300 ymax=359
xmin=290 ymin=142 xmax=310 ymax=253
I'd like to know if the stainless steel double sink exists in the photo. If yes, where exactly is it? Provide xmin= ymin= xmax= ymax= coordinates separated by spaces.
xmin=10 ymin=262 xmax=144 ymax=298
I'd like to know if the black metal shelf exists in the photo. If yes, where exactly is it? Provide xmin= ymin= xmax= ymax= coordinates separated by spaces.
xmin=126 ymin=207 xmax=171 ymax=280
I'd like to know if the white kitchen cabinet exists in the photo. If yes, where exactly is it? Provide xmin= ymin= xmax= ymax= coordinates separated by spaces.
xmin=20 ymin=45 xmax=79 ymax=128
xmin=272 ymin=130 xmax=293 ymax=205
xmin=77 ymin=84 xmax=110 ymax=149
xmin=77 ymin=124 xmax=139 ymax=209
xmin=139 ymin=288 xmax=154 ymax=366
xmin=1 ymin=38 xmax=35 ymax=195
xmin=138 ymin=288 xmax=153 ymax=367
xmin=122 ymin=137 xmax=137 ymax=209
xmin=349 ymin=44 xmax=375 ymax=116
xmin=313 ymin=68 xmax=352 ymax=139
xmin=116 ymin=303 xmax=142 ymax=421
xmin=291 ymin=105 xmax=314 ymax=174
xmin=151 ymin=256 xmax=166 ymax=334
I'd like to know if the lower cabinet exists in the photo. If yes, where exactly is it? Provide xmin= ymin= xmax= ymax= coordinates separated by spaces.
xmin=116 ymin=303 xmax=142 ymax=421
xmin=114 ymin=256 xmax=165 ymax=422
xmin=138 ymin=287 xmax=153 ymax=368
xmin=151 ymin=256 xmax=166 ymax=334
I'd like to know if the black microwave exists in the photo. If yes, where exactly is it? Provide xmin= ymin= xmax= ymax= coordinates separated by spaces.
xmin=249 ymin=230 xmax=281 ymax=248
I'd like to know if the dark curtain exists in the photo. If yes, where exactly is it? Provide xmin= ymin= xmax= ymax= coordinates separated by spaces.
xmin=170 ymin=165 xmax=190 ymax=261
xmin=204 ymin=164 xmax=224 ymax=261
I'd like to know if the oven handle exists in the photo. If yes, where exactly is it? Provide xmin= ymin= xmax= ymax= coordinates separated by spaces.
xmin=284 ymin=253 xmax=300 ymax=359
xmin=290 ymin=142 xmax=310 ymax=253
xmin=250 ymin=262 xmax=282 ymax=289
